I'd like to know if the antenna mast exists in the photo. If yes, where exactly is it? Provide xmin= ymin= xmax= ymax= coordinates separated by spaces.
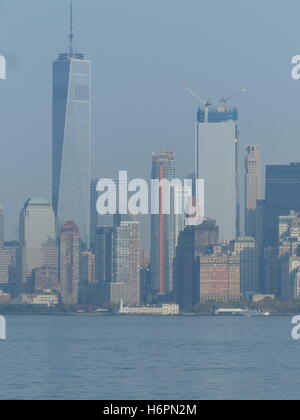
xmin=69 ymin=1 xmax=74 ymax=55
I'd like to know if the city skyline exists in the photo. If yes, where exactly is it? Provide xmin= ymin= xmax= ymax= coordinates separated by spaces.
xmin=1 ymin=0 xmax=300 ymax=245
xmin=0 ymin=2 xmax=298 ymax=306
xmin=3 ymin=0 xmax=300 ymax=404
xmin=0 ymin=2 xmax=299 ymax=303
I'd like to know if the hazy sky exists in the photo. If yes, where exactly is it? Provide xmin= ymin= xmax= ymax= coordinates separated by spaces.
xmin=1 ymin=0 xmax=300 ymax=242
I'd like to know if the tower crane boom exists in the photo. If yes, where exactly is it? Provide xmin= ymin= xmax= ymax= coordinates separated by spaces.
xmin=180 ymin=81 xmax=212 ymax=122
xmin=219 ymin=88 xmax=248 ymax=108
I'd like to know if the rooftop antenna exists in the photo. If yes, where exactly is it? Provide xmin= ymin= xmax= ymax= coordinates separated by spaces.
xmin=69 ymin=0 xmax=74 ymax=55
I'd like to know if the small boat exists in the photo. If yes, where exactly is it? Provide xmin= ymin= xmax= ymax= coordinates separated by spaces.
xmin=247 ymin=310 xmax=270 ymax=317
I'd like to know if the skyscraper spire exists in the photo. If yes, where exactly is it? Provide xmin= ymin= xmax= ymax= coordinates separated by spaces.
xmin=69 ymin=0 xmax=74 ymax=55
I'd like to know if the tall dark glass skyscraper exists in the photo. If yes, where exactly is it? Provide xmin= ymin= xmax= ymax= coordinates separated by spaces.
xmin=52 ymin=5 xmax=91 ymax=246
xmin=174 ymin=220 xmax=219 ymax=312
xmin=264 ymin=163 xmax=300 ymax=246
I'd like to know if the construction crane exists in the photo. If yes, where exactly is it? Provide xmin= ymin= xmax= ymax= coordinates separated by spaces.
xmin=180 ymin=81 xmax=212 ymax=122
xmin=219 ymin=88 xmax=248 ymax=110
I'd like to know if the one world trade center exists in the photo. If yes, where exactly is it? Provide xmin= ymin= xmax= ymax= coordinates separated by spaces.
xmin=52 ymin=3 xmax=91 ymax=246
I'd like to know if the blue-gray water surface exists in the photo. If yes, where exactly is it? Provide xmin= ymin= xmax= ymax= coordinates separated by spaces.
xmin=0 ymin=315 xmax=299 ymax=400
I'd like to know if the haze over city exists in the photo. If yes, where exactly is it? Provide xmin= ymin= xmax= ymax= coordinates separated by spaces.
xmin=3 ymin=0 xmax=300 ymax=403
xmin=0 ymin=0 xmax=300 ymax=241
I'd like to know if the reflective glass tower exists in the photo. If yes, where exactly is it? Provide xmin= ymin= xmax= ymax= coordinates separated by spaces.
xmin=52 ymin=4 xmax=91 ymax=246
xmin=264 ymin=163 xmax=300 ymax=246
xmin=19 ymin=198 xmax=56 ymax=283
xmin=196 ymin=106 xmax=239 ymax=242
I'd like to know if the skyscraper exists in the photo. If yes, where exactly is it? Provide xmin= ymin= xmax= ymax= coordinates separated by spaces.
xmin=112 ymin=219 xmax=140 ymax=306
xmin=79 ymin=250 xmax=96 ymax=303
xmin=95 ymin=227 xmax=113 ymax=283
xmin=264 ymin=211 xmax=300 ymax=299
xmin=4 ymin=241 xmax=18 ymax=288
xmin=90 ymin=179 xmax=113 ymax=251
xmin=264 ymin=163 xmax=300 ymax=247
xmin=174 ymin=219 xmax=219 ymax=312
xmin=245 ymin=145 xmax=263 ymax=238
xmin=196 ymin=106 xmax=239 ymax=241
xmin=52 ymin=4 xmax=91 ymax=246
xmin=174 ymin=184 xmax=193 ymax=247
xmin=151 ymin=151 xmax=176 ymax=298
xmin=90 ymin=177 xmax=124 ymax=250
xmin=140 ymin=265 xmax=151 ymax=305
xmin=80 ymin=250 xmax=96 ymax=284
xmin=19 ymin=198 xmax=56 ymax=284
xmin=230 ymin=237 xmax=259 ymax=297
xmin=90 ymin=178 xmax=99 ymax=251
xmin=59 ymin=221 xmax=80 ymax=305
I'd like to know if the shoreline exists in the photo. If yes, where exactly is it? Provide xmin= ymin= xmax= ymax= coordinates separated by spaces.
xmin=0 ymin=312 xmax=290 ymax=317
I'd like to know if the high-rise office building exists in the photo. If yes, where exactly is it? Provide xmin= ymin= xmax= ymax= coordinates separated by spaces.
xmin=4 ymin=241 xmax=18 ymax=287
xmin=90 ymin=282 xmax=126 ymax=306
xmin=151 ymin=151 xmax=176 ymax=297
xmin=174 ymin=184 xmax=193 ymax=247
xmin=59 ymin=221 xmax=80 ymax=305
xmin=264 ymin=211 xmax=300 ymax=299
xmin=140 ymin=265 xmax=151 ymax=305
xmin=90 ymin=178 xmax=99 ymax=251
xmin=90 ymin=177 xmax=129 ymax=250
xmin=279 ymin=211 xmax=300 ymax=242
xmin=245 ymin=145 xmax=263 ymax=238
xmin=112 ymin=219 xmax=140 ymax=305
xmin=41 ymin=239 xmax=58 ymax=269
xmin=90 ymin=178 xmax=114 ymax=251
xmin=263 ymin=246 xmax=281 ymax=297
xmin=90 ymin=179 xmax=111 ymax=251
xmin=95 ymin=227 xmax=113 ymax=283
xmin=230 ymin=237 xmax=259 ymax=298
xmin=79 ymin=250 xmax=96 ymax=303
xmin=264 ymin=163 xmax=300 ymax=247
xmin=52 ymin=6 xmax=91 ymax=246
xmin=280 ymin=255 xmax=300 ymax=300
xmin=80 ymin=250 xmax=96 ymax=284
xmin=174 ymin=219 xmax=219 ymax=312
xmin=257 ymin=164 xmax=300 ymax=293
xmin=18 ymin=198 xmax=56 ymax=284
xmin=199 ymin=252 xmax=240 ymax=303
xmin=196 ymin=106 xmax=239 ymax=241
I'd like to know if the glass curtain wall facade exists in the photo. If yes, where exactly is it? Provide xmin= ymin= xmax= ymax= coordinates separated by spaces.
xmin=196 ymin=107 xmax=239 ymax=242
xmin=52 ymin=52 xmax=91 ymax=246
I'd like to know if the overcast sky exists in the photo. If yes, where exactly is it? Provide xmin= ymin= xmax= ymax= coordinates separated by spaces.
xmin=1 ymin=0 xmax=300 ymax=243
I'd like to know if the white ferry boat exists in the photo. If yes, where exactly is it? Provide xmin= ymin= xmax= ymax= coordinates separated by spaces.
xmin=215 ymin=308 xmax=248 ymax=316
